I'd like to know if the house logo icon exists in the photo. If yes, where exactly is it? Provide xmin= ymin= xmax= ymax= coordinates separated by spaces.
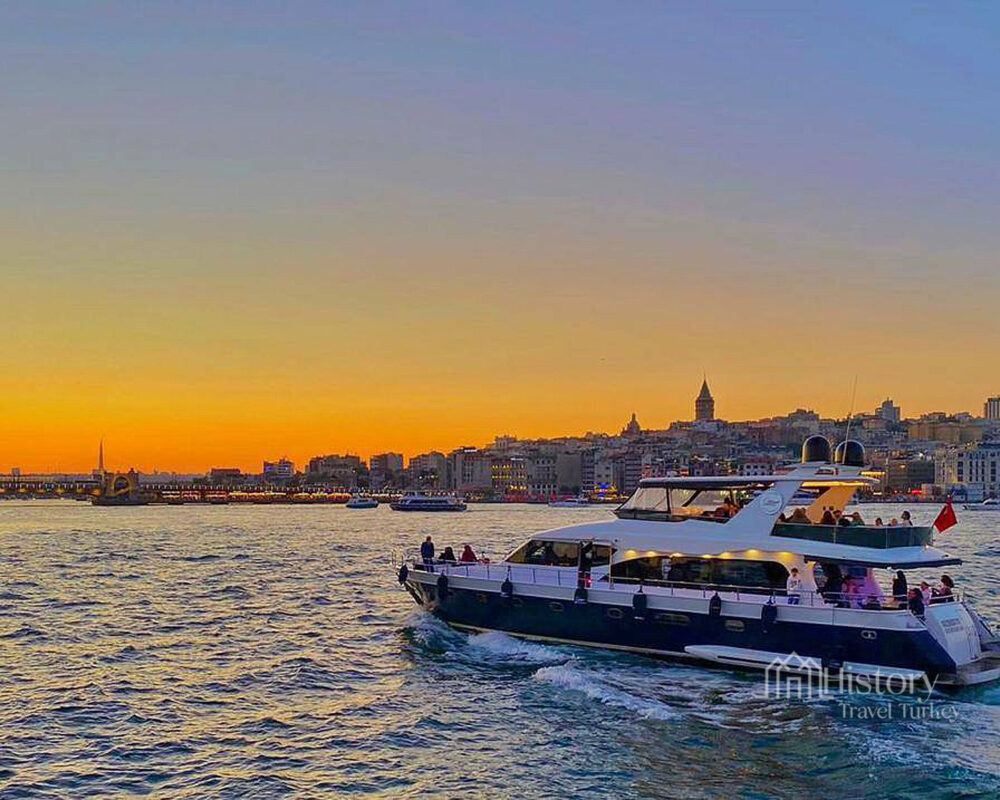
xmin=763 ymin=651 xmax=826 ymax=700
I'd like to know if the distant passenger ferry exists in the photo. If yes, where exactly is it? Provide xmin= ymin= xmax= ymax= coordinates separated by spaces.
xmin=390 ymin=493 xmax=467 ymax=512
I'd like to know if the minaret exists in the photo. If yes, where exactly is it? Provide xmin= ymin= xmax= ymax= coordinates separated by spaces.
xmin=98 ymin=439 xmax=105 ymax=474
xmin=695 ymin=379 xmax=715 ymax=422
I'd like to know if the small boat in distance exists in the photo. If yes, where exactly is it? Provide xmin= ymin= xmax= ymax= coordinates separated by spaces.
xmin=549 ymin=495 xmax=591 ymax=508
xmin=963 ymin=498 xmax=1000 ymax=512
xmin=346 ymin=495 xmax=379 ymax=509
xmin=390 ymin=493 xmax=467 ymax=512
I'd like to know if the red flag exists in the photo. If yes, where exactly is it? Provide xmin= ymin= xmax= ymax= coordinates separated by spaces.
xmin=933 ymin=499 xmax=957 ymax=533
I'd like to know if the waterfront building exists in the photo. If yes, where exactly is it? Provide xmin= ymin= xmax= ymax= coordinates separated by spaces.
xmin=936 ymin=443 xmax=1000 ymax=500
xmin=369 ymin=452 xmax=404 ymax=490
xmin=491 ymin=455 xmax=528 ymax=496
xmin=695 ymin=379 xmax=715 ymax=422
xmin=986 ymin=397 xmax=1000 ymax=421
xmin=524 ymin=451 xmax=582 ymax=497
xmin=885 ymin=457 xmax=936 ymax=495
xmin=408 ymin=452 xmax=448 ymax=490
xmin=262 ymin=458 xmax=295 ymax=482
xmin=306 ymin=454 xmax=364 ymax=487
xmin=209 ymin=467 xmax=242 ymax=484
xmin=908 ymin=414 xmax=984 ymax=445
xmin=449 ymin=447 xmax=493 ymax=494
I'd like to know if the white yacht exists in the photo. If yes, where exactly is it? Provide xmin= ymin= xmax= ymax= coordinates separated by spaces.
xmin=398 ymin=437 xmax=1000 ymax=687
xmin=963 ymin=498 xmax=1000 ymax=512
xmin=549 ymin=495 xmax=591 ymax=508
xmin=390 ymin=493 xmax=467 ymax=512
xmin=346 ymin=495 xmax=378 ymax=509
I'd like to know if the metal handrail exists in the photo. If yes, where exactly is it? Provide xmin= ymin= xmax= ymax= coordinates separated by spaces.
xmin=401 ymin=555 xmax=966 ymax=610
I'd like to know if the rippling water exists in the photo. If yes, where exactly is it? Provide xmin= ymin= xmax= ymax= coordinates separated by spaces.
xmin=1 ymin=501 xmax=1000 ymax=798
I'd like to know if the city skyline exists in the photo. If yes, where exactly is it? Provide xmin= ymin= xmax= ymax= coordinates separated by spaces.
xmin=4 ymin=4 xmax=1000 ymax=472
xmin=11 ymin=383 xmax=1000 ymax=475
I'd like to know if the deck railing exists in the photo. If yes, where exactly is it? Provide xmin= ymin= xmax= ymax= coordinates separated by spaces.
xmin=772 ymin=523 xmax=933 ymax=549
xmin=398 ymin=554 xmax=966 ymax=611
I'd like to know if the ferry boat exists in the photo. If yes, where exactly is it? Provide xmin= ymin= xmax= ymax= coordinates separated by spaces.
xmin=390 ymin=493 xmax=467 ymax=512
xmin=549 ymin=495 xmax=591 ymax=508
xmin=346 ymin=495 xmax=379 ymax=509
xmin=963 ymin=498 xmax=1000 ymax=512
xmin=398 ymin=437 xmax=1000 ymax=687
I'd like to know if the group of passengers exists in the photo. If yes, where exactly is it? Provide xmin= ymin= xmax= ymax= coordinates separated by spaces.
xmin=419 ymin=536 xmax=479 ymax=568
xmin=894 ymin=571 xmax=956 ymax=617
xmin=779 ymin=508 xmax=914 ymax=527
xmin=802 ymin=562 xmax=955 ymax=614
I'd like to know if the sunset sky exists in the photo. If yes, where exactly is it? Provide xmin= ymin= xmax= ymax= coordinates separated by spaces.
xmin=3 ymin=3 xmax=1000 ymax=472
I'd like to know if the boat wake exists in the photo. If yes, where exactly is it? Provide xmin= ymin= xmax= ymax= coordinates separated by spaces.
xmin=533 ymin=663 xmax=679 ymax=720
xmin=466 ymin=631 xmax=568 ymax=664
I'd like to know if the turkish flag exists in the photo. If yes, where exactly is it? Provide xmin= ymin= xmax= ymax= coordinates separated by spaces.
xmin=933 ymin=499 xmax=958 ymax=533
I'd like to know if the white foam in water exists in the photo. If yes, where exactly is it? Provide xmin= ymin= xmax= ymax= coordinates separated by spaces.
xmin=466 ymin=631 xmax=566 ymax=664
xmin=406 ymin=611 xmax=461 ymax=648
xmin=533 ymin=664 xmax=678 ymax=720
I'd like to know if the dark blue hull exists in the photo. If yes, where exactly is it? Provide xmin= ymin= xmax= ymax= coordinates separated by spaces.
xmin=406 ymin=581 xmax=958 ymax=679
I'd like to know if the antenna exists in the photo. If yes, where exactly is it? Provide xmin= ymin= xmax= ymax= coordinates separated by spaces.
xmin=843 ymin=375 xmax=859 ymax=442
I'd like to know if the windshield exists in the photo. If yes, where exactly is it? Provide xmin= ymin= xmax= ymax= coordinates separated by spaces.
xmin=617 ymin=483 xmax=772 ymax=522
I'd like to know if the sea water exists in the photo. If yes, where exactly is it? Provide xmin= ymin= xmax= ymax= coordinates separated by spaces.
xmin=1 ymin=501 xmax=999 ymax=799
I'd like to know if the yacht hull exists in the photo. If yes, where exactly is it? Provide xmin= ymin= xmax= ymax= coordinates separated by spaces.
xmin=405 ymin=580 xmax=959 ymax=681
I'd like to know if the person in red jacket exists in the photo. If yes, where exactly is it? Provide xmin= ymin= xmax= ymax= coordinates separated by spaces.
xmin=460 ymin=544 xmax=477 ymax=562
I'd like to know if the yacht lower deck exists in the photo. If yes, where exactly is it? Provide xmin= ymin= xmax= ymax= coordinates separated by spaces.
xmin=401 ymin=561 xmax=994 ymax=686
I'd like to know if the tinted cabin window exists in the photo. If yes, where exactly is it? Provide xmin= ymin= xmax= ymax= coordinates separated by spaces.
xmin=666 ymin=558 xmax=714 ymax=585
xmin=610 ymin=556 xmax=672 ymax=582
xmin=611 ymin=556 xmax=788 ymax=591
xmin=713 ymin=559 xmax=788 ymax=590
xmin=507 ymin=540 xmax=580 ymax=567
xmin=589 ymin=545 xmax=613 ymax=568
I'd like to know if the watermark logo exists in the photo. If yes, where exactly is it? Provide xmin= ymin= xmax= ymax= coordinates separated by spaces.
xmin=762 ymin=651 xmax=949 ymax=718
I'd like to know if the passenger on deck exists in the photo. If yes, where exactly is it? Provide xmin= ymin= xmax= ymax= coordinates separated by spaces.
xmin=821 ymin=564 xmax=844 ymax=605
xmin=907 ymin=587 xmax=925 ymax=618
xmin=713 ymin=498 xmax=738 ymax=518
xmin=420 ymin=536 xmax=435 ymax=569
xmin=820 ymin=507 xmax=837 ymax=525
xmin=842 ymin=575 xmax=861 ymax=607
xmin=889 ymin=517 xmax=900 ymax=526
xmin=837 ymin=514 xmax=851 ymax=527
xmin=919 ymin=581 xmax=932 ymax=604
xmin=542 ymin=542 xmax=557 ymax=565
xmin=900 ymin=511 xmax=913 ymax=527
xmin=858 ymin=568 xmax=884 ymax=608
xmin=439 ymin=546 xmax=457 ymax=563
xmin=786 ymin=567 xmax=802 ymax=605
xmin=874 ymin=517 xmax=884 ymax=526
xmin=460 ymin=544 xmax=477 ymax=562
xmin=892 ymin=571 xmax=908 ymax=606
xmin=850 ymin=512 xmax=865 ymax=526
xmin=933 ymin=574 xmax=955 ymax=602
xmin=788 ymin=507 xmax=811 ymax=524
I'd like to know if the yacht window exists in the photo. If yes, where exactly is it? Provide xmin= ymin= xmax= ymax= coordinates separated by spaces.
xmin=712 ymin=559 xmax=789 ymax=590
xmin=618 ymin=486 xmax=669 ymax=513
xmin=507 ymin=540 xmax=580 ymax=567
xmin=616 ymin=483 xmax=772 ymax=522
xmin=610 ymin=556 xmax=789 ymax=592
xmin=666 ymin=558 xmax=715 ymax=585
xmin=610 ymin=555 xmax=672 ymax=582
xmin=589 ymin=544 xmax=613 ymax=568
